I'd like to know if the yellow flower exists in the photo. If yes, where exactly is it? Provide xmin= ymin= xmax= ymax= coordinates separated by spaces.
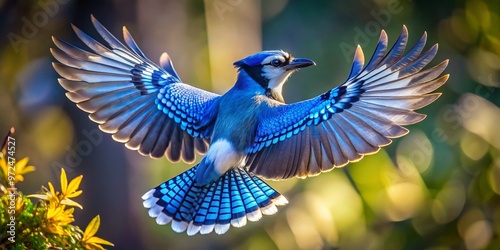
xmin=28 ymin=168 xmax=85 ymax=235
xmin=0 ymin=155 xmax=35 ymax=184
xmin=45 ymin=203 xmax=75 ymax=235
xmin=59 ymin=168 xmax=83 ymax=207
xmin=82 ymin=215 xmax=114 ymax=250
xmin=29 ymin=168 xmax=83 ymax=209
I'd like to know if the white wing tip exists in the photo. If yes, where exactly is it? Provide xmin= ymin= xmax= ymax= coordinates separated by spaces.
xmin=247 ymin=209 xmax=263 ymax=222
xmin=261 ymin=204 xmax=278 ymax=215
xmin=187 ymin=222 xmax=202 ymax=236
xmin=273 ymin=195 xmax=289 ymax=206
xmin=171 ymin=220 xmax=188 ymax=233
xmin=141 ymin=189 xmax=156 ymax=200
xmin=156 ymin=213 xmax=172 ymax=225
xmin=142 ymin=197 xmax=158 ymax=209
xmin=148 ymin=204 xmax=163 ymax=217
xmin=200 ymin=224 xmax=215 ymax=235
xmin=214 ymin=223 xmax=230 ymax=235
xmin=231 ymin=216 xmax=248 ymax=228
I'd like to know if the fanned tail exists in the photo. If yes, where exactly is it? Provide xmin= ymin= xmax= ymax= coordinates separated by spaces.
xmin=142 ymin=165 xmax=288 ymax=235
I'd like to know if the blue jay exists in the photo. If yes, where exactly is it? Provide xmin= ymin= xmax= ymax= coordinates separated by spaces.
xmin=52 ymin=16 xmax=448 ymax=235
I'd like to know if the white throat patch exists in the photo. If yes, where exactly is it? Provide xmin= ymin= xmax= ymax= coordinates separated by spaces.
xmin=261 ymin=66 xmax=294 ymax=94
xmin=259 ymin=52 xmax=293 ymax=94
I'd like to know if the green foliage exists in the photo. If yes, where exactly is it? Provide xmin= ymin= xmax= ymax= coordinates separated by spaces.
xmin=0 ymin=129 xmax=113 ymax=250
xmin=1 ymin=193 xmax=84 ymax=249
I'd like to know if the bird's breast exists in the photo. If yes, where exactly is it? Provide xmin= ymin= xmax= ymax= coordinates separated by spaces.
xmin=211 ymin=92 xmax=263 ymax=152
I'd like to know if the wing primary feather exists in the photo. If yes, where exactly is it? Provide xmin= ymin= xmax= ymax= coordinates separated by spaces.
xmin=52 ymin=36 xmax=131 ymax=69
xmin=71 ymin=24 xmax=135 ymax=66
xmin=160 ymin=52 xmax=182 ymax=81
xmin=352 ymin=102 xmax=425 ymax=127
xmin=339 ymin=111 xmax=386 ymax=151
xmin=53 ymin=63 xmax=130 ymax=83
xmin=124 ymin=107 xmax=159 ymax=150
xmin=139 ymin=113 xmax=168 ymax=156
xmin=111 ymin=99 xmax=156 ymax=143
xmin=409 ymin=60 xmax=449 ymax=85
xmin=398 ymin=44 xmax=438 ymax=78
xmin=93 ymin=96 xmax=146 ymax=128
xmin=122 ymin=26 xmax=147 ymax=58
xmin=362 ymin=30 xmax=388 ymax=72
xmin=90 ymin=15 xmax=131 ymax=52
xmin=58 ymin=79 xmax=89 ymax=92
xmin=76 ymin=87 xmax=140 ymax=113
xmin=51 ymin=48 xmax=130 ymax=75
xmin=378 ymin=25 xmax=409 ymax=67
xmin=362 ymin=74 xmax=448 ymax=97
xmin=347 ymin=45 xmax=365 ymax=80
xmin=389 ymin=31 xmax=427 ymax=72
xmin=334 ymin=113 xmax=378 ymax=154
xmin=90 ymin=93 xmax=146 ymax=123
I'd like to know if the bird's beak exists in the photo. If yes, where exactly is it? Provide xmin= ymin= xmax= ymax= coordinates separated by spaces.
xmin=285 ymin=58 xmax=316 ymax=70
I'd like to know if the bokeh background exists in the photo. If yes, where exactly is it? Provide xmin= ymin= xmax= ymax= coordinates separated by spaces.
xmin=1 ymin=0 xmax=500 ymax=249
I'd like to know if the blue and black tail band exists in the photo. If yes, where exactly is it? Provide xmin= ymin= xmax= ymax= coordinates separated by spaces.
xmin=142 ymin=165 xmax=288 ymax=235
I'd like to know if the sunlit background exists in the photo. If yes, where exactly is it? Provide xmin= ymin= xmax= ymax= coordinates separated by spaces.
xmin=1 ymin=0 xmax=500 ymax=249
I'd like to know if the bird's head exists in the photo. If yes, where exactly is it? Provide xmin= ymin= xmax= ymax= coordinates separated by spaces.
xmin=233 ymin=50 xmax=315 ymax=97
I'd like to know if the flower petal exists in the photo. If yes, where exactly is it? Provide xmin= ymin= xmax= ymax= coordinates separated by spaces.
xmin=15 ymin=175 xmax=24 ymax=182
xmin=15 ymin=157 xmax=29 ymax=170
xmin=60 ymin=198 xmax=83 ymax=209
xmin=19 ymin=165 xmax=35 ymax=175
xmin=66 ymin=175 xmax=83 ymax=196
xmin=60 ymin=168 xmax=68 ymax=194
xmin=48 ymin=182 xmax=56 ymax=197
xmin=65 ymin=190 xmax=82 ymax=199
xmin=27 ymin=194 xmax=49 ymax=200
xmin=86 ymin=236 xmax=114 ymax=246
xmin=83 ymin=215 xmax=101 ymax=241
xmin=87 ymin=243 xmax=105 ymax=250
xmin=0 ymin=157 xmax=8 ymax=177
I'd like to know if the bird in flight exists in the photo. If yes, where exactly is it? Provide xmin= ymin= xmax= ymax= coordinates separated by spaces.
xmin=52 ymin=16 xmax=448 ymax=235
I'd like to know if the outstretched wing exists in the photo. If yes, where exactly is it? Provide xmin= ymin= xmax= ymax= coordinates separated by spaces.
xmin=52 ymin=16 xmax=220 ymax=163
xmin=247 ymin=26 xmax=448 ymax=180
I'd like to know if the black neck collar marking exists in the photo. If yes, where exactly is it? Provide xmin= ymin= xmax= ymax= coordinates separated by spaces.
xmin=237 ymin=64 xmax=284 ymax=102
xmin=265 ymin=88 xmax=285 ymax=103
xmin=241 ymin=65 xmax=269 ymax=89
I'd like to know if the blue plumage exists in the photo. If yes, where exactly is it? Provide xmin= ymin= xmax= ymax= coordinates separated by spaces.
xmin=142 ymin=165 xmax=286 ymax=235
xmin=52 ymin=16 xmax=448 ymax=235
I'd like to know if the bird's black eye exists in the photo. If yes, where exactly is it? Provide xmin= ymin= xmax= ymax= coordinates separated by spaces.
xmin=270 ymin=59 xmax=283 ymax=67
